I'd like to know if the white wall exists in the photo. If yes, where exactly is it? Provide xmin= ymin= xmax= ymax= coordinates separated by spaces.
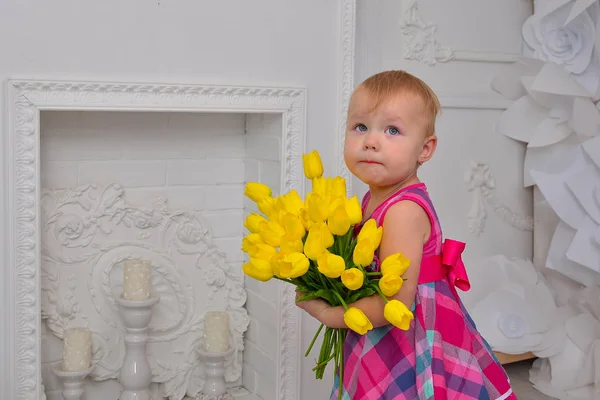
xmin=0 ymin=1 xmax=344 ymax=399
xmin=354 ymin=0 xmax=534 ymax=267
xmin=243 ymin=113 xmax=284 ymax=398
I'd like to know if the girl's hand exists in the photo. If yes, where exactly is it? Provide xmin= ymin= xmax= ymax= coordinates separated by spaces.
xmin=295 ymin=291 xmax=334 ymax=324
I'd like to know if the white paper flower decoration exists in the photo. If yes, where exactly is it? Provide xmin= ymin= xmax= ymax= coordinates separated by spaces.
xmin=529 ymin=297 xmax=600 ymax=399
xmin=460 ymin=255 xmax=558 ymax=355
xmin=492 ymin=55 xmax=600 ymax=287
xmin=523 ymin=0 xmax=597 ymax=74
xmin=491 ymin=0 xmax=600 ymax=397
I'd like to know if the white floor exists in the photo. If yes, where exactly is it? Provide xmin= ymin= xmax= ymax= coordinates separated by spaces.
xmin=505 ymin=360 xmax=556 ymax=400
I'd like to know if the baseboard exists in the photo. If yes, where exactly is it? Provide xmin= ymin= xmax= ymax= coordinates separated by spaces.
xmin=494 ymin=351 xmax=536 ymax=365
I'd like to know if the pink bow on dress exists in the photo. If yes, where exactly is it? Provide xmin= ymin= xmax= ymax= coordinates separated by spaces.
xmin=418 ymin=239 xmax=471 ymax=291
xmin=440 ymin=239 xmax=470 ymax=292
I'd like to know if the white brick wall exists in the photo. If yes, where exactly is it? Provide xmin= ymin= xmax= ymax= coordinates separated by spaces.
xmin=242 ymin=113 xmax=282 ymax=400
xmin=40 ymin=110 xmax=283 ymax=400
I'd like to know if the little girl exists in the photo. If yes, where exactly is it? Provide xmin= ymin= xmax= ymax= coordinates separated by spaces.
xmin=296 ymin=70 xmax=516 ymax=399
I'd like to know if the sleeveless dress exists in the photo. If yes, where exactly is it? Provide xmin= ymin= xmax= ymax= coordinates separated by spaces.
xmin=330 ymin=183 xmax=516 ymax=400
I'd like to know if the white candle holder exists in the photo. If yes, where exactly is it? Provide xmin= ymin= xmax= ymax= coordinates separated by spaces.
xmin=196 ymin=347 xmax=234 ymax=400
xmin=52 ymin=364 xmax=93 ymax=400
xmin=116 ymin=296 xmax=160 ymax=400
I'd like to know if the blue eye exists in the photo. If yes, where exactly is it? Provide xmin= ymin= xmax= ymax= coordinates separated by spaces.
xmin=386 ymin=126 xmax=400 ymax=135
xmin=354 ymin=124 xmax=367 ymax=132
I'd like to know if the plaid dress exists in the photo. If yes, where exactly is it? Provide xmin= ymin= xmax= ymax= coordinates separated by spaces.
xmin=331 ymin=183 xmax=516 ymax=400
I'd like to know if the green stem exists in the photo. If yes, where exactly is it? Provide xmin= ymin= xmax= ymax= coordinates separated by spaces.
xmin=312 ymin=352 xmax=336 ymax=369
xmin=345 ymin=229 xmax=354 ymax=255
xmin=333 ymin=329 xmax=340 ymax=373
xmin=366 ymin=272 xmax=381 ymax=277
xmin=331 ymin=290 xmax=348 ymax=310
xmin=305 ymin=323 xmax=324 ymax=357
xmin=317 ymin=268 xmax=329 ymax=289
xmin=317 ymin=328 xmax=332 ymax=374
xmin=356 ymin=263 xmax=367 ymax=274
xmin=373 ymin=284 xmax=390 ymax=303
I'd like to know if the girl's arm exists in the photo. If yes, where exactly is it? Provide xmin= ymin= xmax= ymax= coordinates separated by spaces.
xmin=302 ymin=200 xmax=430 ymax=329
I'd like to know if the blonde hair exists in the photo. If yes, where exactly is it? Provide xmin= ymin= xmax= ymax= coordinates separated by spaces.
xmin=355 ymin=70 xmax=441 ymax=137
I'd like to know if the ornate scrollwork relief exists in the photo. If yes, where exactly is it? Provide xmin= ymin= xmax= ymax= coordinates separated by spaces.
xmin=399 ymin=0 xmax=454 ymax=66
xmin=40 ymin=184 xmax=249 ymax=400
xmin=465 ymin=162 xmax=534 ymax=236
xmin=337 ymin=0 xmax=357 ymax=196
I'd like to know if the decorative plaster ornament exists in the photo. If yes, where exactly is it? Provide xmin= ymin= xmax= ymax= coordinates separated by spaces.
xmin=399 ymin=0 xmax=454 ymax=66
xmin=465 ymin=162 xmax=534 ymax=237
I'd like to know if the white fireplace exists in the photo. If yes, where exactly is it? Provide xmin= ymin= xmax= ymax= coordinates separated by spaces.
xmin=4 ymin=80 xmax=307 ymax=400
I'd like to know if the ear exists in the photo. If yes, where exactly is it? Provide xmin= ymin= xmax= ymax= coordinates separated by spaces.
xmin=418 ymin=135 xmax=437 ymax=164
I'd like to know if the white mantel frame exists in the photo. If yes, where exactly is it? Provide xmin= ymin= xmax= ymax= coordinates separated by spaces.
xmin=3 ymin=79 xmax=308 ymax=400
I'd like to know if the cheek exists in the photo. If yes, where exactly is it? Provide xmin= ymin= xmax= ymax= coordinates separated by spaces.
xmin=344 ymin=133 xmax=361 ymax=149
xmin=343 ymin=136 xmax=357 ymax=163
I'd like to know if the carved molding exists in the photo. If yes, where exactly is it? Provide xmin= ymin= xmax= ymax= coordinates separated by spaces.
xmin=465 ymin=162 xmax=534 ymax=237
xmin=337 ymin=0 xmax=356 ymax=196
xmin=3 ymin=79 xmax=306 ymax=400
xmin=437 ymin=94 xmax=513 ymax=110
xmin=399 ymin=0 xmax=454 ymax=66
xmin=41 ymin=184 xmax=250 ymax=399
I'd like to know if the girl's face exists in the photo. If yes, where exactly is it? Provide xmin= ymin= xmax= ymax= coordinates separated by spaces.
xmin=343 ymin=88 xmax=437 ymax=190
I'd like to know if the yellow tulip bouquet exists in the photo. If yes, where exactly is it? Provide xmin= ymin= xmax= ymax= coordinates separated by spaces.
xmin=241 ymin=150 xmax=414 ymax=390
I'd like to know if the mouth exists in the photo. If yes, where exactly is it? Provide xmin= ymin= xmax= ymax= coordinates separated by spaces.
xmin=360 ymin=160 xmax=382 ymax=165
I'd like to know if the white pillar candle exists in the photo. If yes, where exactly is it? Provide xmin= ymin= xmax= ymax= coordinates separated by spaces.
xmin=62 ymin=327 xmax=92 ymax=372
xmin=203 ymin=311 xmax=230 ymax=353
xmin=122 ymin=259 xmax=152 ymax=301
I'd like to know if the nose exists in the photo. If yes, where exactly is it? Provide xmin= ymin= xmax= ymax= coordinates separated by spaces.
xmin=363 ymin=132 xmax=379 ymax=150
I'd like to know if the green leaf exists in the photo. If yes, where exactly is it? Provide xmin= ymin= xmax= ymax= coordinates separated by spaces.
xmin=296 ymin=288 xmax=338 ymax=305
xmin=345 ymin=287 xmax=376 ymax=304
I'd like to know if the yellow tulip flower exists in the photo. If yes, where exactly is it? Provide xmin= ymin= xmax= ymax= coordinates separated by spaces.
xmin=317 ymin=222 xmax=334 ymax=248
xmin=302 ymin=150 xmax=324 ymax=179
xmin=276 ymin=190 xmax=304 ymax=216
xmin=241 ymin=233 xmax=264 ymax=254
xmin=327 ymin=195 xmax=346 ymax=217
xmin=244 ymin=213 xmax=268 ymax=233
xmin=279 ymin=236 xmax=304 ymax=255
xmin=303 ymin=231 xmax=326 ymax=260
xmin=331 ymin=176 xmax=347 ymax=197
xmin=378 ymin=274 xmax=403 ymax=297
xmin=270 ymin=253 xmax=284 ymax=278
xmin=247 ymin=243 xmax=278 ymax=261
xmin=306 ymin=193 xmax=329 ymax=223
xmin=282 ymin=213 xmax=306 ymax=241
xmin=244 ymin=182 xmax=272 ymax=203
xmin=327 ymin=206 xmax=351 ymax=236
xmin=257 ymin=196 xmax=276 ymax=217
xmin=303 ymin=222 xmax=334 ymax=260
xmin=343 ymin=307 xmax=373 ymax=335
xmin=242 ymin=258 xmax=274 ymax=282
xmin=341 ymin=268 xmax=364 ymax=290
xmin=384 ymin=300 xmax=414 ymax=330
xmin=311 ymin=177 xmax=330 ymax=197
xmin=279 ymin=252 xmax=310 ymax=279
xmin=380 ymin=253 xmax=411 ymax=276
xmin=345 ymin=196 xmax=363 ymax=225
xmin=357 ymin=219 xmax=383 ymax=249
xmin=299 ymin=208 xmax=312 ymax=231
xmin=259 ymin=220 xmax=286 ymax=247
xmin=352 ymin=239 xmax=375 ymax=267
xmin=317 ymin=253 xmax=346 ymax=278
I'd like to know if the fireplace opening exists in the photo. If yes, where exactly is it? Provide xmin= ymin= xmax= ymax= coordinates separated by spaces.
xmin=39 ymin=110 xmax=282 ymax=400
